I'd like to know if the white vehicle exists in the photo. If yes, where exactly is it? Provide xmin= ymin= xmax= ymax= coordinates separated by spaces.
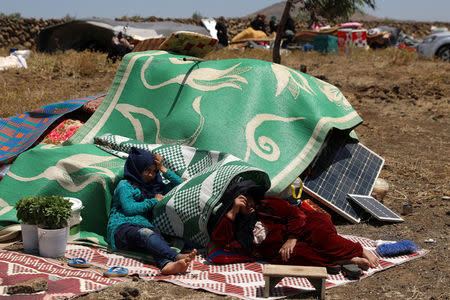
xmin=417 ymin=31 xmax=450 ymax=61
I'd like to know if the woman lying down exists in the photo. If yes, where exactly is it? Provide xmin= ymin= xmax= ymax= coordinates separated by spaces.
xmin=209 ymin=180 xmax=379 ymax=274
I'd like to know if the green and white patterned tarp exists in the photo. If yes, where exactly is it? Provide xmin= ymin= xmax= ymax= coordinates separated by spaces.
xmin=67 ymin=50 xmax=362 ymax=194
xmin=95 ymin=134 xmax=270 ymax=247
xmin=0 ymin=135 xmax=270 ymax=247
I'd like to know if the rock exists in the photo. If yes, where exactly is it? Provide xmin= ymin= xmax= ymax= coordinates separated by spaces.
xmin=7 ymin=278 xmax=48 ymax=294
xmin=119 ymin=286 xmax=140 ymax=298
xmin=11 ymin=36 xmax=20 ymax=45
xmin=23 ymin=41 xmax=32 ymax=48
xmin=124 ymin=287 xmax=140 ymax=297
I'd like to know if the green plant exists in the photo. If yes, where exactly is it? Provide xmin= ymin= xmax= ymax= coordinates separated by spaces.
xmin=15 ymin=196 xmax=41 ymax=224
xmin=191 ymin=10 xmax=203 ymax=21
xmin=36 ymin=196 xmax=72 ymax=230
xmin=0 ymin=12 xmax=22 ymax=20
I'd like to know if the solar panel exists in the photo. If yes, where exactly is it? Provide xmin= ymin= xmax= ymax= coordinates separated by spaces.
xmin=347 ymin=194 xmax=404 ymax=222
xmin=302 ymin=133 xmax=384 ymax=223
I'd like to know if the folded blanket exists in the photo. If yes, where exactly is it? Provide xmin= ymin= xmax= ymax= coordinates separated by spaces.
xmin=0 ymin=95 xmax=103 ymax=166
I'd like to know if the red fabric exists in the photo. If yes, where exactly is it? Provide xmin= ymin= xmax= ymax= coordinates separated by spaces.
xmin=0 ymin=249 xmax=126 ymax=299
xmin=211 ymin=197 xmax=363 ymax=266
xmin=300 ymin=198 xmax=330 ymax=215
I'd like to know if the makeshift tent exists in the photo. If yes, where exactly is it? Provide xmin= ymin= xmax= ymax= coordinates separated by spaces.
xmin=66 ymin=50 xmax=362 ymax=194
xmin=37 ymin=19 xmax=211 ymax=53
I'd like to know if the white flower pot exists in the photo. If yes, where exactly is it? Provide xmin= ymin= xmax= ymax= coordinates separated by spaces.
xmin=37 ymin=227 xmax=69 ymax=258
xmin=21 ymin=223 xmax=39 ymax=254
xmin=65 ymin=197 xmax=84 ymax=242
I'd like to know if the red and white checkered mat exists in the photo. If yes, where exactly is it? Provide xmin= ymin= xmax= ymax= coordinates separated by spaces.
xmin=0 ymin=249 xmax=127 ymax=299
xmin=65 ymin=235 xmax=428 ymax=300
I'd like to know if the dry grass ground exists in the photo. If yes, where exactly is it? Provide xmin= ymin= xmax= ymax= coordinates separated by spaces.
xmin=1 ymin=47 xmax=449 ymax=299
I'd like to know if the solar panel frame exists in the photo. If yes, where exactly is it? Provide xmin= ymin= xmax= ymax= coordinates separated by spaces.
xmin=302 ymin=135 xmax=385 ymax=224
xmin=347 ymin=194 xmax=404 ymax=222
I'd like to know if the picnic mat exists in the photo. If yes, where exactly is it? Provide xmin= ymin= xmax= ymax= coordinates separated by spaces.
xmin=0 ymin=134 xmax=270 ymax=248
xmin=0 ymin=95 xmax=104 ymax=166
xmin=66 ymin=50 xmax=362 ymax=194
xmin=65 ymin=235 xmax=428 ymax=299
xmin=0 ymin=249 xmax=127 ymax=299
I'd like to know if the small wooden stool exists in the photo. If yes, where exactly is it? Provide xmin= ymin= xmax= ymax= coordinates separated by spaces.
xmin=263 ymin=264 xmax=327 ymax=299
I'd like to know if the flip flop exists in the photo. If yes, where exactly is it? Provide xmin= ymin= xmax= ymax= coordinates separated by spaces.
xmin=341 ymin=264 xmax=363 ymax=279
xmin=67 ymin=257 xmax=91 ymax=268
xmin=103 ymin=266 xmax=128 ymax=278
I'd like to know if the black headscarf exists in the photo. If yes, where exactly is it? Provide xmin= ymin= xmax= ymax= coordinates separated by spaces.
xmin=208 ymin=179 xmax=267 ymax=249
xmin=124 ymin=147 xmax=164 ymax=200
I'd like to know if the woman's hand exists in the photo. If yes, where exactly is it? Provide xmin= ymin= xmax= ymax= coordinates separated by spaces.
xmin=279 ymin=238 xmax=297 ymax=262
xmin=154 ymin=154 xmax=167 ymax=173
xmin=226 ymin=195 xmax=248 ymax=221
xmin=155 ymin=194 xmax=164 ymax=201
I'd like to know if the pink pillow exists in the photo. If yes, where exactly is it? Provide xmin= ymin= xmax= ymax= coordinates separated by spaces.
xmin=341 ymin=22 xmax=363 ymax=28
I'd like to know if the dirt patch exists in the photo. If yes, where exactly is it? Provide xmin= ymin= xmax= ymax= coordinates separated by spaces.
xmin=1 ymin=47 xmax=449 ymax=299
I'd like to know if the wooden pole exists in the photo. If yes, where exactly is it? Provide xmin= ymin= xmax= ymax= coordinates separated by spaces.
xmin=272 ymin=0 xmax=293 ymax=64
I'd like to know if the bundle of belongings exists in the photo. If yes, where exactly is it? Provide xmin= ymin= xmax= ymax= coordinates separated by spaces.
xmin=0 ymin=49 xmax=30 ymax=71
xmin=230 ymin=27 xmax=273 ymax=49
xmin=0 ymin=49 xmax=427 ymax=299
xmin=367 ymin=26 xmax=423 ymax=49
xmin=292 ymin=22 xmax=362 ymax=44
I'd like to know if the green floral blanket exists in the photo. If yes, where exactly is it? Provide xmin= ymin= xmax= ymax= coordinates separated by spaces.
xmin=67 ymin=50 xmax=362 ymax=194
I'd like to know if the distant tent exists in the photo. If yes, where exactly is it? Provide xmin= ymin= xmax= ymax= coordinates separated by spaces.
xmin=37 ymin=19 xmax=211 ymax=53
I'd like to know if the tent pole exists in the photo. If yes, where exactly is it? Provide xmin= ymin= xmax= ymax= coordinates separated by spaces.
xmin=273 ymin=0 xmax=294 ymax=64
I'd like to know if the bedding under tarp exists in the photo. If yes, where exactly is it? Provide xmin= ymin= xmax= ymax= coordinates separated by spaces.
xmin=66 ymin=50 xmax=362 ymax=194
xmin=0 ymin=96 xmax=104 ymax=166
xmin=0 ymin=135 xmax=269 ymax=247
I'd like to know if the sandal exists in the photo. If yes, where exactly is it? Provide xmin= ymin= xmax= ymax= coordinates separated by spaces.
xmin=68 ymin=257 xmax=91 ymax=268
xmin=341 ymin=264 xmax=363 ymax=279
xmin=103 ymin=266 xmax=128 ymax=278
xmin=326 ymin=264 xmax=341 ymax=275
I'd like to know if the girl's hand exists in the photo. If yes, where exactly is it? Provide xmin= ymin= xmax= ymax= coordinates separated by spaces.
xmin=154 ymin=154 xmax=167 ymax=173
xmin=279 ymin=238 xmax=297 ymax=262
xmin=155 ymin=194 xmax=164 ymax=201
xmin=154 ymin=154 xmax=163 ymax=169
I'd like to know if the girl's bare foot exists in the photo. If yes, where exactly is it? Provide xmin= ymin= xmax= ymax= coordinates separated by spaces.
xmin=176 ymin=249 xmax=197 ymax=263
xmin=362 ymin=248 xmax=379 ymax=268
xmin=161 ymin=259 xmax=190 ymax=275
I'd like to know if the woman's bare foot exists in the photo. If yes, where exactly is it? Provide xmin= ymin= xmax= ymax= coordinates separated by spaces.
xmin=334 ymin=249 xmax=379 ymax=271
xmin=161 ymin=259 xmax=190 ymax=275
xmin=362 ymin=248 xmax=379 ymax=268
xmin=350 ymin=256 xmax=370 ymax=270
xmin=176 ymin=249 xmax=197 ymax=263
